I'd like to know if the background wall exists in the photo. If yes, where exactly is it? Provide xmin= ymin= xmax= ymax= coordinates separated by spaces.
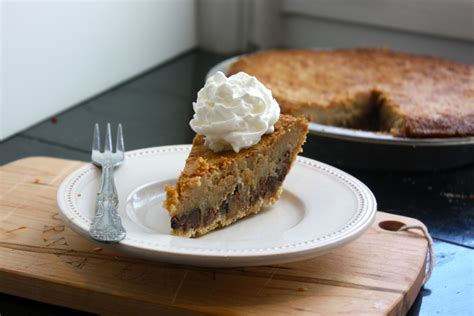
xmin=1 ymin=0 xmax=197 ymax=140
xmin=282 ymin=16 xmax=474 ymax=64
xmin=282 ymin=0 xmax=473 ymax=41
xmin=280 ymin=0 xmax=474 ymax=64
xmin=200 ymin=0 xmax=473 ymax=62
xmin=2 ymin=0 xmax=473 ymax=140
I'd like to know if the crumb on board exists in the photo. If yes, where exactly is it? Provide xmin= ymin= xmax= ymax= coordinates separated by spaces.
xmin=297 ymin=287 xmax=308 ymax=292
xmin=33 ymin=178 xmax=41 ymax=184
xmin=93 ymin=247 xmax=103 ymax=252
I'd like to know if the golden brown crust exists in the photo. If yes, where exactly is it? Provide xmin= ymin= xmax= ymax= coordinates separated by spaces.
xmin=187 ymin=114 xmax=306 ymax=163
xmin=229 ymin=48 xmax=474 ymax=137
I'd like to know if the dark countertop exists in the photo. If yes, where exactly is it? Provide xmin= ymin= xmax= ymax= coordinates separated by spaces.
xmin=1 ymin=49 xmax=473 ymax=315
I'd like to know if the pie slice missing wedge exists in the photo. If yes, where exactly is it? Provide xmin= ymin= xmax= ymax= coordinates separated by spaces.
xmin=164 ymin=115 xmax=308 ymax=237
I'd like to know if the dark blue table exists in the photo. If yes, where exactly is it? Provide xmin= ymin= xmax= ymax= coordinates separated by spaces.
xmin=1 ymin=50 xmax=473 ymax=315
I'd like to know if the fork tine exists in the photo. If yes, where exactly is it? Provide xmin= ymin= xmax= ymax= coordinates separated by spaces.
xmin=92 ymin=123 xmax=100 ymax=152
xmin=116 ymin=124 xmax=124 ymax=153
xmin=105 ymin=123 xmax=113 ymax=152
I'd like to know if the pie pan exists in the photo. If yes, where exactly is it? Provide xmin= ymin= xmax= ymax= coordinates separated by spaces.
xmin=207 ymin=55 xmax=474 ymax=170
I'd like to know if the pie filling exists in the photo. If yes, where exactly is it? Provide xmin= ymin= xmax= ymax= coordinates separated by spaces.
xmin=299 ymin=91 xmax=405 ymax=134
xmin=170 ymin=150 xmax=292 ymax=235
xmin=351 ymin=91 xmax=405 ymax=133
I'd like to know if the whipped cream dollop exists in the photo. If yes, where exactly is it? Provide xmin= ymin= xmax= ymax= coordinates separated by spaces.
xmin=190 ymin=71 xmax=280 ymax=153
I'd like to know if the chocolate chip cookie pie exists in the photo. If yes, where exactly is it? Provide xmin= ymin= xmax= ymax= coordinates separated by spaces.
xmin=164 ymin=115 xmax=308 ymax=237
xmin=229 ymin=48 xmax=474 ymax=137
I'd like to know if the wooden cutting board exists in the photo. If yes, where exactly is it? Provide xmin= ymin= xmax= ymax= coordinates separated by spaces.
xmin=0 ymin=157 xmax=429 ymax=315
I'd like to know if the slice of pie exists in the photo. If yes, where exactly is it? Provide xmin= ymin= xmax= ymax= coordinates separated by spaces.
xmin=164 ymin=114 xmax=308 ymax=237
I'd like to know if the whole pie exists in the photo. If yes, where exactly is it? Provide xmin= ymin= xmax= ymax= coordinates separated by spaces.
xmin=229 ymin=48 xmax=474 ymax=137
xmin=164 ymin=115 xmax=308 ymax=237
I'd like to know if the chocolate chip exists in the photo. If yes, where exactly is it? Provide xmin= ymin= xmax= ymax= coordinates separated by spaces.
xmin=276 ymin=166 xmax=288 ymax=182
xmin=203 ymin=208 xmax=217 ymax=226
xmin=185 ymin=208 xmax=201 ymax=230
xmin=171 ymin=214 xmax=184 ymax=230
xmin=265 ymin=176 xmax=279 ymax=197
xmin=219 ymin=200 xmax=230 ymax=217
xmin=171 ymin=208 xmax=201 ymax=230
xmin=258 ymin=176 xmax=280 ymax=198
xmin=277 ymin=150 xmax=292 ymax=181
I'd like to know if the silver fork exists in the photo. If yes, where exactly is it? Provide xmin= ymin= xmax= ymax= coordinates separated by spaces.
xmin=89 ymin=123 xmax=126 ymax=242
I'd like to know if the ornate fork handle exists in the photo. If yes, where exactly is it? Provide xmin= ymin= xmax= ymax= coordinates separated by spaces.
xmin=89 ymin=165 xmax=126 ymax=242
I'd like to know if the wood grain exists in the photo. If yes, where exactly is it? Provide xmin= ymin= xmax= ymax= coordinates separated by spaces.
xmin=0 ymin=157 xmax=429 ymax=315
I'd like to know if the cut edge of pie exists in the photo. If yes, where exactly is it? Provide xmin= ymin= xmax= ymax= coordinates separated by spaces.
xmin=164 ymin=114 xmax=308 ymax=237
xmin=292 ymin=89 xmax=407 ymax=135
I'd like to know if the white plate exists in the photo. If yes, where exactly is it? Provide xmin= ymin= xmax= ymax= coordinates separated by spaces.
xmin=207 ymin=55 xmax=474 ymax=147
xmin=57 ymin=145 xmax=377 ymax=267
